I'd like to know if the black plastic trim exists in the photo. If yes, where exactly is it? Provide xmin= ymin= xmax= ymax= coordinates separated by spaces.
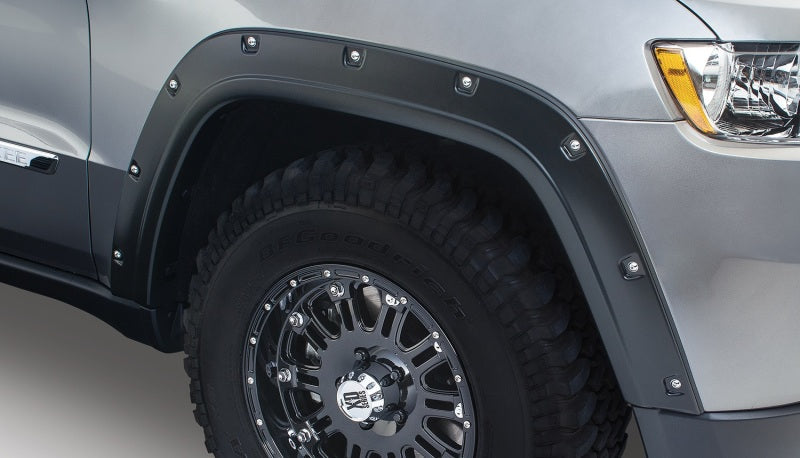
xmin=110 ymin=30 xmax=700 ymax=413
xmin=0 ymin=252 xmax=180 ymax=352
xmin=635 ymin=403 xmax=800 ymax=457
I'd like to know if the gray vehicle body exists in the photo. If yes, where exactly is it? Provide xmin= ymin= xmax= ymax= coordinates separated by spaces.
xmin=1 ymin=0 xmax=799 ymax=456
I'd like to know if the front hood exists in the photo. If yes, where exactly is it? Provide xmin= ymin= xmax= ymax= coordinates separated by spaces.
xmin=680 ymin=0 xmax=800 ymax=41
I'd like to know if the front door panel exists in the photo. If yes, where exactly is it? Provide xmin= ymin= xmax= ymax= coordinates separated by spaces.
xmin=0 ymin=1 xmax=93 ymax=276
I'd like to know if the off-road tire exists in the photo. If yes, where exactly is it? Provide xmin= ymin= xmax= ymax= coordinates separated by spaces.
xmin=183 ymin=145 xmax=630 ymax=457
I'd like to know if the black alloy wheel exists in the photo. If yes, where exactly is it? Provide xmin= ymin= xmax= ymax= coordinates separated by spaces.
xmin=244 ymin=264 xmax=475 ymax=457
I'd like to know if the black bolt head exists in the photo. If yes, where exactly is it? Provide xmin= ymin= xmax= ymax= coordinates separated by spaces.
xmin=359 ymin=421 xmax=374 ymax=430
xmin=354 ymin=348 xmax=369 ymax=361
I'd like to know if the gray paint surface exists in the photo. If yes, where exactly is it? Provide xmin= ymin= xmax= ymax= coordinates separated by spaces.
xmin=681 ymin=0 xmax=800 ymax=40
xmin=0 ymin=0 xmax=90 ymax=157
xmin=0 ymin=0 xmax=93 ymax=276
xmin=85 ymin=0 xmax=711 ymax=171
xmin=585 ymin=118 xmax=800 ymax=411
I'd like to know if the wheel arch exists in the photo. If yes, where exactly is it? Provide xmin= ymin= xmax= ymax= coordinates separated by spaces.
xmin=111 ymin=29 xmax=701 ymax=413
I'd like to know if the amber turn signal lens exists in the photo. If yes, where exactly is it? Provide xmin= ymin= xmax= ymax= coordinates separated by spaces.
xmin=654 ymin=47 xmax=716 ymax=135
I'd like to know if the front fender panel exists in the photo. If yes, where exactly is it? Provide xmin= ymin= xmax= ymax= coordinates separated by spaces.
xmin=109 ymin=30 xmax=702 ymax=413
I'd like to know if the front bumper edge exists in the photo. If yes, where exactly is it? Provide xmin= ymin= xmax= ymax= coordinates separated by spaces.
xmin=635 ymin=402 xmax=800 ymax=457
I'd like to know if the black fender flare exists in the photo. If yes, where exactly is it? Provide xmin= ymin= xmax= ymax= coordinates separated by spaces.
xmin=111 ymin=29 xmax=700 ymax=413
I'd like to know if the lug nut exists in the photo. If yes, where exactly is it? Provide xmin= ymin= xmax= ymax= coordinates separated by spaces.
xmin=385 ymin=294 xmax=398 ymax=306
xmin=113 ymin=250 xmax=123 ymax=261
xmin=289 ymin=279 xmax=298 ymax=287
xmin=249 ymin=336 xmax=257 ymax=345
xmin=296 ymin=429 xmax=312 ymax=443
xmin=432 ymin=331 xmax=440 ymax=339
xmin=288 ymin=312 xmax=304 ymax=328
xmin=381 ymin=370 xmax=401 ymax=386
xmin=329 ymin=282 xmax=344 ymax=297
xmin=626 ymin=261 xmax=640 ymax=274
xmin=670 ymin=378 xmax=682 ymax=390
xmin=392 ymin=410 xmax=407 ymax=423
xmin=323 ymin=269 xmax=331 ymax=278
xmin=569 ymin=139 xmax=582 ymax=152
xmin=454 ymin=375 xmax=462 ymax=383
xmin=129 ymin=163 xmax=140 ymax=177
xmin=264 ymin=302 xmax=272 ymax=311
xmin=349 ymin=50 xmax=361 ymax=62
xmin=168 ymin=79 xmax=179 ymax=90
xmin=463 ymin=420 xmax=471 ymax=429
xmin=256 ymin=419 xmax=263 ymax=426
xmin=277 ymin=368 xmax=291 ymax=383
xmin=361 ymin=275 xmax=370 ymax=283
xmin=354 ymin=348 xmax=369 ymax=361
xmin=461 ymin=76 xmax=473 ymax=89
xmin=246 ymin=36 xmax=257 ymax=48
xmin=247 ymin=377 xmax=254 ymax=385
xmin=399 ymin=296 xmax=408 ymax=305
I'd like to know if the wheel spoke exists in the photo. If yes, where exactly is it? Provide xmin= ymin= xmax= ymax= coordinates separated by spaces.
xmin=410 ymin=347 xmax=443 ymax=374
xmin=418 ymin=391 xmax=461 ymax=420
xmin=372 ymin=302 xmax=391 ymax=333
xmin=345 ymin=438 xmax=361 ymax=458
xmin=405 ymin=341 xmax=433 ymax=360
xmin=293 ymin=367 xmax=322 ymax=392
xmin=305 ymin=407 xmax=335 ymax=431
xmin=390 ymin=307 xmax=413 ymax=344
xmin=421 ymin=391 xmax=457 ymax=404
xmin=336 ymin=298 xmax=358 ymax=332
xmin=303 ymin=320 xmax=330 ymax=351
xmin=413 ymin=432 xmax=451 ymax=458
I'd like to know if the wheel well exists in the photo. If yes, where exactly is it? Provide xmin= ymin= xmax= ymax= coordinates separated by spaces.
xmin=114 ymin=29 xmax=698 ymax=410
xmin=149 ymin=98 xmax=556 ymax=309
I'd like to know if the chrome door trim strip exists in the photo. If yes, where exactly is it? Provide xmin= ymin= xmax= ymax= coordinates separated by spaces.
xmin=0 ymin=138 xmax=59 ymax=174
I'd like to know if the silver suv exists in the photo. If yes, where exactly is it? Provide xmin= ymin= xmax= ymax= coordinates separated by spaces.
xmin=1 ymin=1 xmax=798 ymax=456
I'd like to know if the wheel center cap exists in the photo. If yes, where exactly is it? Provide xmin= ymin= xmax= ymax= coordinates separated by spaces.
xmin=336 ymin=373 xmax=385 ymax=422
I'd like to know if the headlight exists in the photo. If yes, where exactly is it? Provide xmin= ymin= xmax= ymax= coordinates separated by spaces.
xmin=653 ymin=42 xmax=800 ymax=142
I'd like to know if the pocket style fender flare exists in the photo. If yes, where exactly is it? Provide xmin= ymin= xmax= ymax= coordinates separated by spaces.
xmin=111 ymin=30 xmax=701 ymax=414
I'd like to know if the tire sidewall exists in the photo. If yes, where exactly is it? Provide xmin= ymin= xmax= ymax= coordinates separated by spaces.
xmin=198 ymin=204 xmax=531 ymax=457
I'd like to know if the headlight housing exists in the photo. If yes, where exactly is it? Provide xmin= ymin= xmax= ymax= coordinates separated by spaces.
xmin=653 ymin=42 xmax=800 ymax=143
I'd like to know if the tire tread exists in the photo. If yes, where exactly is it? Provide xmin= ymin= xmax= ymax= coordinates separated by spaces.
xmin=184 ymin=146 xmax=629 ymax=457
